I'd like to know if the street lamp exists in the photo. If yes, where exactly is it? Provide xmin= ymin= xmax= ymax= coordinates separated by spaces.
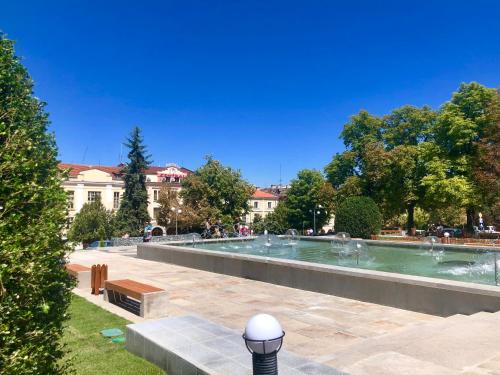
xmin=243 ymin=314 xmax=285 ymax=375
xmin=309 ymin=204 xmax=326 ymax=235
xmin=170 ymin=207 xmax=182 ymax=235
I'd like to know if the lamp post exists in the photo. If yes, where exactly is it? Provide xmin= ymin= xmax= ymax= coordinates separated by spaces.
xmin=171 ymin=207 xmax=182 ymax=235
xmin=243 ymin=314 xmax=285 ymax=375
xmin=309 ymin=204 xmax=324 ymax=235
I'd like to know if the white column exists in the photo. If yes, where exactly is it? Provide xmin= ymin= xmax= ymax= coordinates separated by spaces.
xmin=105 ymin=184 xmax=113 ymax=210
xmin=75 ymin=184 xmax=85 ymax=213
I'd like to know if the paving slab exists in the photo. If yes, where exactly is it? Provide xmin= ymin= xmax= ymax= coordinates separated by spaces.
xmin=126 ymin=314 xmax=346 ymax=375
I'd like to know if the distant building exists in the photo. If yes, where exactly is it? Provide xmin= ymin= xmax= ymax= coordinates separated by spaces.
xmin=59 ymin=163 xmax=192 ymax=233
xmin=245 ymin=189 xmax=280 ymax=224
xmin=260 ymin=184 xmax=290 ymax=200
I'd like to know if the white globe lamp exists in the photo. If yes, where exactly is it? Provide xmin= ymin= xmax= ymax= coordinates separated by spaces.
xmin=243 ymin=314 xmax=285 ymax=375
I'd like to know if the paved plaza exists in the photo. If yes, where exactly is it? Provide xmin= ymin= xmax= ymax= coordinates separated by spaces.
xmin=70 ymin=248 xmax=500 ymax=374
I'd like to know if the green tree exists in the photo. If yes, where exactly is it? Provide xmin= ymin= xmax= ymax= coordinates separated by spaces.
xmin=115 ymin=127 xmax=151 ymax=236
xmin=382 ymin=105 xmax=437 ymax=232
xmin=473 ymin=91 xmax=500 ymax=226
xmin=67 ymin=200 xmax=115 ymax=247
xmin=0 ymin=35 xmax=73 ymax=373
xmin=284 ymin=169 xmax=335 ymax=232
xmin=156 ymin=187 xmax=202 ymax=233
xmin=180 ymin=157 xmax=254 ymax=224
xmin=431 ymin=82 xmax=497 ymax=231
xmin=325 ymin=110 xmax=388 ymax=204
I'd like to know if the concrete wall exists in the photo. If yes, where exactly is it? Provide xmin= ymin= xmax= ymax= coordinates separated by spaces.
xmin=137 ymin=242 xmax=500 ymax=317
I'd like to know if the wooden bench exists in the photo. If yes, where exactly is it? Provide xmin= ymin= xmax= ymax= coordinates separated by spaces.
xmin=104 ymin=279 xmax=168 ymax=318
xmin=65 ymin=263 xmax=91 ymax=289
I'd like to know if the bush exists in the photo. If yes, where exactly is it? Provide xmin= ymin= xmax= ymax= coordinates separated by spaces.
xmin=335 ymin=196 xmax=382 ymax=239
xmin=67 ymin=200 xmax=115 ymax=247
xmin=0 ymin=35 xmax=73 ymax=373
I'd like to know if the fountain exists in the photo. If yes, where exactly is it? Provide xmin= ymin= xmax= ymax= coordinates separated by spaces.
xmin=282 ymin=229 xmax=300 ymax=246
xmin=338 ymin=240 xmax=371 ymax=266
xmin=331 ymin=232 xmax=351 ymax=255
xmin=419 ymin=236 xmax=445 ymax=261
xmin=252 ymin=234 xmax=289 ymax=256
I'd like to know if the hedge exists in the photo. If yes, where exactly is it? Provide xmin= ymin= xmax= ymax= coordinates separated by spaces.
xmin=0 ymin=35 xmax=74 ymax=374
xmin=335 ymin=196 xmax=382 ymax=239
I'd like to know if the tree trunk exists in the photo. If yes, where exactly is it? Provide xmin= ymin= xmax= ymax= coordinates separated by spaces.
xmin=407 ymin=203 xmax=415 ymax=235
xmin=466 ymin=207 xmax=475 ymax=234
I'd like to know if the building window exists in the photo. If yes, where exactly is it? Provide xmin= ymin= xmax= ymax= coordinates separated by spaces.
xmin=153 ymin=190 xmax=159 ymax=202
xmin=67 ymin=190 xmax=74 ymax=209
xmin=268 ymin=201 xmax=272 ymax=209
xmin=88 ymin=191 xmax=101 ymax=202
xmin=113 ymin=192 xmax=120 ymax=209
xmin=254 ymin=201 xmax=258 ymax=209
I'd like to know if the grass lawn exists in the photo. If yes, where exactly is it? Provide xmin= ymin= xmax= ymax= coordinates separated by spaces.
xmin=63 ymin=294 xmax=164 ymax=374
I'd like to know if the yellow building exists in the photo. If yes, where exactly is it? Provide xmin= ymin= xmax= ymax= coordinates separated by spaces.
xmin=245 ymin=189 xmax=280 ymax=224
xmin=59 ymin=163 xmax=192 ymax=232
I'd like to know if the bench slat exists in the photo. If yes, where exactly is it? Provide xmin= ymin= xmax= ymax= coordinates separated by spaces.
xmin=105 ymin=279 xmax=164 ymax=301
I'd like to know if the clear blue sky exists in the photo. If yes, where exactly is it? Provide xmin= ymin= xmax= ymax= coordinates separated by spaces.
xmin=2 ymin=1 xmax=499 ymax=186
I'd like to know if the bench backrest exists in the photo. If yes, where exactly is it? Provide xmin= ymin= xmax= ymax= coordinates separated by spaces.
xmin=91 ymin=264 xmax=108 ymax=295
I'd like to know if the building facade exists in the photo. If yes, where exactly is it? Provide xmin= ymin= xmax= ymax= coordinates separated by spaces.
xmin=244 ymin=189 xmax=280 ymax=224
xmin=59 ymin=163 xmax=192 ymax=229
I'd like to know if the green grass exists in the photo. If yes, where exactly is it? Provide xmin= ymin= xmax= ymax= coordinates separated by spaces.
xmin=63 ymin=294 xmax=164 ymax=374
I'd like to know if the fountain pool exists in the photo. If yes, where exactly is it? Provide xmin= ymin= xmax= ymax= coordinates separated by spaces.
xmin=180 ymin=238 xmax=499 ymax=286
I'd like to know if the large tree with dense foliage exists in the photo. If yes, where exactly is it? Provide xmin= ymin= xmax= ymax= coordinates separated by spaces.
xmin=115 ymin=127 xmax=151 ymax=236
xmin=473 ymin=91 xmax=500 ymax=225
xmin=180 ymin=157 xmax=254 ymax=225
xmin=67 ymin=200 xmax=115 ymax=247
xmin=156 ymin=187 xmax=205 ymax=233
xmin=325 ymin=110 xmax=388 ymax=206
xmin=428 ymin=82 xmax=497 ymax=231
xmin=283 ymin=169 xmax=335 ymax=231
xmin=326 ymin=83 xmax=499 ymax=232
xmin=0 ymin=35 xmax=73 ymax=373
xmin=382 ymin=105 xmax=437 ymax=231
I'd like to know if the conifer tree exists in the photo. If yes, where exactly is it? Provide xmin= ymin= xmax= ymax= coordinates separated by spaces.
xmin=115 ymin=127 xmax=151 ymax=236
xmin=0 ymin=35 xmax=73 ymax=373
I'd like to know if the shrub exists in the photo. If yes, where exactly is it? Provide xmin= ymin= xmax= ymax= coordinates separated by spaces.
xmin=0 ymin=35 xmax=73 ymax=373
xmin=335 ymin=196 xmax=382 ymax=239
xmin=67 ymin=200 xmax=115 ymax=247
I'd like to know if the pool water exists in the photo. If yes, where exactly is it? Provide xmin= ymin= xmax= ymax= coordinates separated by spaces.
xmin=183 ymin=238 xmax=499 ymax=286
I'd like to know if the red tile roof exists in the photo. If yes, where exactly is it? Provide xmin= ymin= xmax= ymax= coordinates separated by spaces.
xmin=252 ymin=189 xmax=279 ymax=199
xmin=58 ymin=163 xmax=192 ymax=178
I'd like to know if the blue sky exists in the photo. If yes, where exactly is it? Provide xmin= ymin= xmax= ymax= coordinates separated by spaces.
xmin=2 ymin=1 xmax=499 ymax=186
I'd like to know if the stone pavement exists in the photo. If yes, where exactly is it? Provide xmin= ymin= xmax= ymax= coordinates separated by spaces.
xmin=70 ymin=249 xmax=500 ymax=374
xmin=128 ymin=315 xmax=346 ymax=374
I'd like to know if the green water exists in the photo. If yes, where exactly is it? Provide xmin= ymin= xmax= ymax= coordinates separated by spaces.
xmin=184 ymin=239 xmax=499 ymax=286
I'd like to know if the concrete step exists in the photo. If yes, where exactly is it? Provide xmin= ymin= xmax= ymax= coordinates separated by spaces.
xmin=346 ymin=351 xmax=456 ymax=375
xmin=328 ymin=310 xmax=500 ymax=372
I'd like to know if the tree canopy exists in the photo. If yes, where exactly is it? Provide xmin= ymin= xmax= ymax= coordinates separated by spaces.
xmin=180 ymin=157 xmax=254 ymax=225
xmin=283 ymin=169 xmax=335 ymax=231
xmin=325 ymin=82 xmax=499 ymax=232
xmin=67 ymin=200 xmax=115 ymax=246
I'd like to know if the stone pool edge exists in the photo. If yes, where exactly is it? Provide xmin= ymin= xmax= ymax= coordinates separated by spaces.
xmin=137 ymin=242 xmax=500 ymax=317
